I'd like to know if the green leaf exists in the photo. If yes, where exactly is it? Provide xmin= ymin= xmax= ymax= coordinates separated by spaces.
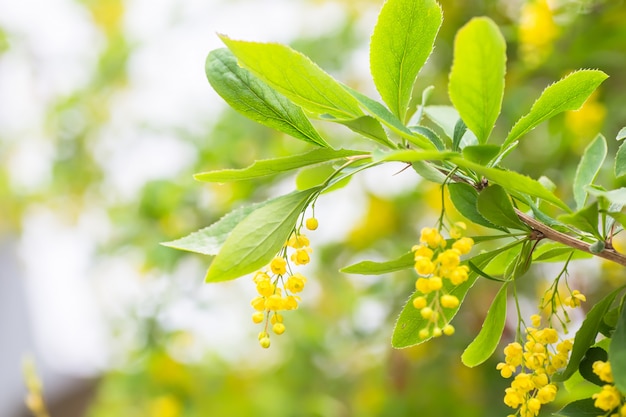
xmin=345 ymin=87 xmax=433 ymax=149
xmin=532 ymin=242 xmax=591 ymax=262
xmin=204 ymin=188 xmax=319 ymax=282
xmin=369 ymin=0 xmax=442 ymax=122
xmin=424 ymin=105 xmax=478 ymax=146
xmin=452 ymin=118 xmax=467 ymax=151
xmin=462 ymin=144 xmax=501 ymax=165
xmin=206 ymin=49 xmax=329 ymax=147
xmin=477 ymin=184 xmax=528 ymax=230
xmin=219 ymin=35 xmax=363 ymax=120
xmin=617 ymin=127 xmax=626 ymax=141
xmin=448 ymin=17 xmax=506 ymax=143
xmin=553 ymin=286 xmax=625 ymax=382
xmin=574 ymin=134 xmax=607 ymax=210
xmin=340 ymin=252 xmax=414 ymax=275
xmin=337 ymin=116 xmax=392 ymax=148
xmin=505 ymin=70 xmax=608 ymax=146
xmin=447 ymin=182 xmax=502 ymax=230
xmin=587 ymin=187 xmax=626 ymax=206
xmin=579 ymin=346 xmax=608 ymax=386
xmin=451 ymin=157 xmax=572 ymax=212
xmin=374 ymin=149 xmax=457 ymax=163
xmin=294 ymin=164 xmax=351 ymax=192
xmin=412 ymin=161 xmax=447 ymax=184
xmin=409 ymin=125 xmax=445 ymax=150
xmin=609 ymin=300 xmax=626 ymax=392
xmin=194 ymin=148 xmax=367 ymax=182
xmin=554 ymin=398 xmax=603 ymax=417
xmin=392 ymin=246 xmax=512 ymax=348
xmin=558 ymin=202 xmax=602 ymax=239
xmin=615 ymin=140 xmax=626 ymax=178
xmin=461 ymin=283 xmax=508 ymax=366
xmin=162 ymin=203 xmax=263 ymax=255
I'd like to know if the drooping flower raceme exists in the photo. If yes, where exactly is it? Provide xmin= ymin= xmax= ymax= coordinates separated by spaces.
xmin=250 ymin=228 xmax=314 ymax=348
xmin=411 ymin=225 xmax=474 ymax=339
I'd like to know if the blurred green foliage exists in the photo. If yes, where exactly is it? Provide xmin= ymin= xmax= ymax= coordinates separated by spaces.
xmin=1 ymin=0 xmax=625 ymax=416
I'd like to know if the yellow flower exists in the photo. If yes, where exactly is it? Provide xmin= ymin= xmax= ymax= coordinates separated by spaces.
xmin=518 ymin=0 xmax=559 ymax=68
xmin=291 ymin=247 xmax=311 ymax=265
xmin=449 ymin=265 xmax=469 ymax=285
xmin=288 ymin=233 xmax=310 ymax=249
xmin=504 ymin=387 xmax=524 ymax=408
xmin=412 ymin=244 xmax=434 ymax=259
xmin=564 ymin=290 xmax=586 ymax=308
xmin=256 ymin=279 xmax=275 ymax=297
xmin=284 ymin=295 xmax=299 ymax=310
xmin=436 ymin=249 xmax=461 ymax=276
xmin=412 ymin=296 xmax=427 ymax=309
xmin=414 ymin=256 xmax=435 ymax=275
xmin=420 ymin=227 xmax=445 ymax=248
xmin=536 ymin=384 xmax=557 ymax=404
xmin=265 ymin=294 xmax=285 ymax=311
xmin=497 ymin=362 xmax=516 ymax=378
xmin=286 ymin=273 xmax=306 ymax=293
xmin=252 ymin=312 xmax=265 ymax=324
xmin=428 ymin=276 xmax=443 ymax=291
xmin=272 ymin=322 xmax=286 ymax=335
xmin=443 ymin=324 xmax=455 ymax=336
xmin=250 ymin=296 xmax=266 ymax=311
xmin=452 ymin=237 xmax=474 ymax=255
xmin=593 ymin=385 xmax=622 ymax=411
xmin=270 ymin=257 xmax=287 ymax=275
xmin=593 ymin=360 xmax=614 ymax=383
xmin=416 ymin=277 xmax=433 ymax=294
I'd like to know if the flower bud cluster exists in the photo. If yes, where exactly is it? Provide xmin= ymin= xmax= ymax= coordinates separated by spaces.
xmin=411 ymin=225 xmax=473 ymax=339
xmin=497 ymin=314 xmax=576 ymax=417
xmin=250 ymin=220 xmax=316 ymax=348
xmin=592 ymin=360 xmax=626 ymax=415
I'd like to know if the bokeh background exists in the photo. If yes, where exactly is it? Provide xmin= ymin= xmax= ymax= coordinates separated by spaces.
xmin=1 ymin=0 xmax=626 ymax=416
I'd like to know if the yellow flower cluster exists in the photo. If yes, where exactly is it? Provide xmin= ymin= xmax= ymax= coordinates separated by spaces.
xmin=592 ymin=360 xmax=626 ymax=415
xmin=497 ymin=315 xmax=574 ymax=417
xmin=250 ymin=220 xmax=316 ymax=348
xmin=518 ymin=0 xmax=559 ymax=68
xmin=411 ymin=225 xmax=473 ymax=339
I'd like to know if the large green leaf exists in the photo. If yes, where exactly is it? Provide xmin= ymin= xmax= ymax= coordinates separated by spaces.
xmin=461 ymin=282 xmax=508 ymax=367
xmin=573 ymin=134 xmax=607 ymax=210
xmin=448 ymin=17 xmax=506 ymax=143
xmin=206 ymin=48 xmax=330 ymax=147
xmin=553 ymin=286 xmax=625 ymax=382
xmin=194 ymin=148 xmax=367 ymax=182
xmin=369 ymin=0 xmax=442 ymax=122
xmin=161 ymin=202 xmax=264 ymax=255
xmin=219 ymin=35 xmax=363 ymax=120
xmin=204 ymin=188 xmax=319 ymax=282
xmin=340 ymin=252 xmax=414 ymax=275
xmin=477 ymin=184 xmax=528 ymax=230
xmin=609 ymin=300 xmax=626 ymax=392
xmin=505 ymin=70 xmax=608 ymax=146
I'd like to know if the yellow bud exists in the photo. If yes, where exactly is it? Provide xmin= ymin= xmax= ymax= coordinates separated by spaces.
xmin=270 ymin=313 xmax=283 ymax=324
xmin=272 ymin=323 xmax=286 ymax=335
xmin=432 ymin=327 xmax=443 ymax=337
xmin=419 ymin=328 xmax=430 ymax=339
xmin=258 ymin=331 xmax=269 ymax=340
xmin=305 ymin=217 xmax=318 ymax=230
xmin=412 ymin=296 xmax=427 ymax=309
xmin=250 ymin=296 xmax=266 ymax=311
xmin=252 ymin=312 xmax=265 ymax=324
xmin=259 ymin=337 xmax=271 ymax=349
xmin=428 ymin=276 xmax=443 ymax=291
xmin=270 ymin=256 xmax=287 ymax=275
xmin=420 ymin=307 xmax=433 ymax=319
xmin=440 ymin=294 xmax=459 ymax=309
xmin=443 ymin=324 xmax=455 ymax=336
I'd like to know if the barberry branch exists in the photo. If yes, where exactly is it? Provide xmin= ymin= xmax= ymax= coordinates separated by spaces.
xmin=515 ymin=208 xmax=626 ymax=267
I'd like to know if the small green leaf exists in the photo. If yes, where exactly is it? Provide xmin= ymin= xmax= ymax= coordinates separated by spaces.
xmin=194 ymin=148 xmax=367 ymax=182
xmin=345 ymin=87 xmax=433 ymax=149
xmin=615 ymin=140 xmax=626 ymax=178
xmin=206 ymin=49 xmax=329 ymax=147
xmin=505 ymin=70 xmax=608 ymax=146
xmin=554 ymin=286 xmax=625 ymax=382
xmin=587 ymin=187 xmax=626 ymax=206
xmin=449 ymin=17 xmax=506 ymax=143
xmin=340 ymin=252 xmax=414 ymax=275
xmin=374 ymin=149 xmax=457 ymax=163
xmin=409 ymin=125 xmax=445 ymax=150
xmin=369 ymin=0 xmax=442 ymax=122
xmin=452 ymin=118 xmax=467 ymax=151
xmin=448 ymin=182 xmax=502 ymax=230
xmin=579 ymin=347 xmax=608 ymax=386
xmin=609 ymin=301 xmax=626 ymax=392
xmin=462 ymin=144 xmax=501 ymax=165
xmin=574 ymin=134 xmax=607 ymax=210
xmin=461 ymin=283 xmax=508 ymax=367
xmin=617 ymin=127 xmax=626 ymax=141
xmin=295 ymin=164 xmax=351 ymax=191
xmin=533 ymin=242 xmax=591 ymax=262
xmin=477 ymin=184 xmax=528 ymax=230
xmin=554 ymin=398 xmax=603 ymax=417
xmin=412 ymin=161 xmax=447 ymax=184
xmin=220 ymin=35 xmax=363 ymax=120
xmin=205 ymin=188 xmax=319 ymax=282
xmin=558 ymin=202 xmax=602 ymax=239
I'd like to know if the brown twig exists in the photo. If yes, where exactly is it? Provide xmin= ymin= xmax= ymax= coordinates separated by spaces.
xmin=515 ymin=208 xmax=626 ymax=267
